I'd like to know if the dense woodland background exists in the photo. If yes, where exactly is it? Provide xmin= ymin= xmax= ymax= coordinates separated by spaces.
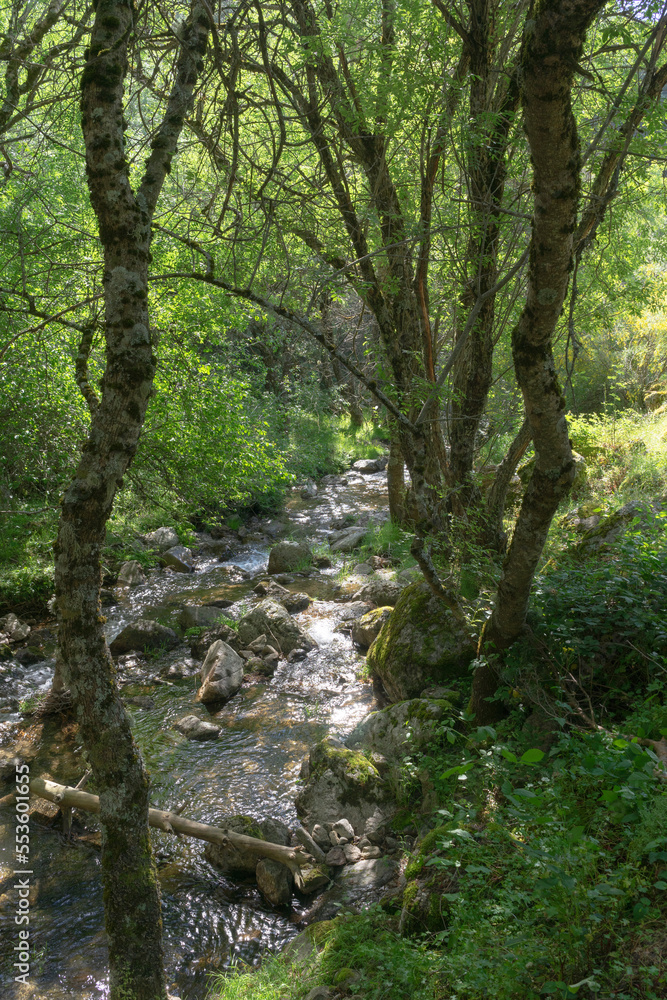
xmin=2 ymin=1 xmax=667 ymax=998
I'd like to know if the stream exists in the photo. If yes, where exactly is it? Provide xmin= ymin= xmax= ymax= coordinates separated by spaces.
xmin=0 ymin=468 xmax=390 ymax=999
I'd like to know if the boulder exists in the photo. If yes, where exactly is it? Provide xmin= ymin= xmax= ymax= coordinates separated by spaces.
xmin=160 ymin=545 xmax=195 ymax=572
xmin=256 ymin=858 xmax=293 ymax=906
xmin=204 ymin=815 xmax=291 ymax=874
xmin=351 ymin=607 xmax=393 ymax=647
xmin=0 ymin=614 xmax=30 ymax=642
xmin=300 ymin=480 xmax=318 ymax=499
xmin=352 ymin=458 xmax=388 ymax=473
xmin=178 ymin=605 xmax=225 ymax=629
xmin=109 ymin=619 xmax=179 ymax=656
xmin=330 ymin=527 xmax=367 ymax=553
xmin=346 ymin=697 xmax=457 ymax=760
xmin=336 ymin=601 xmax=374 ymax=622
xmin=299 ymin=864 xmax=331 ymax=894
xmin=196 ymin=640 xmax=243 ymax=704
xmin=116 ymin=560 xmax=147 ymax=587
xmin=354 ymin=579 xmax=405 ymax=607
xmin=295 ymin=738 xmax=391 ymax=834
xmin=236 ymin=599 xmax=315 ymax=655
xmin=268 ymin=541 xmax=313 ymax=575
xmin=367 ymin=583 xmax=475 ymax=702
xmin=143 ymin=526 xmax=180 ymax=551
xmin=352 ymin=563 xmax=373 ymax=576
xmin=173 ymin=715 xmax=220 ymax=741
xmin=190 ymin=623 xmax=238 ymax=659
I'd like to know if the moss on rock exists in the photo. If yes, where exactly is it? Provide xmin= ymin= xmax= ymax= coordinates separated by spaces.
xmin=367 ymin=583 xmax=475 ymax=702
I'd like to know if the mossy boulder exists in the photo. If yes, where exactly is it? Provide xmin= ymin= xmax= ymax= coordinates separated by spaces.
xmin=204 ymin=815 xmax=291 ymax=874
xmin=295 ymin=738 xmax=392 ymax=834
xmin=346 ymin=696 xmax=457 ymax=760
xmin=350 ymin=607 xmax=393 ymax=647
xmin=367 ymin=583 xmax=475 ymax=702
xmin=575 ymin=501 xmax=654 ymax=556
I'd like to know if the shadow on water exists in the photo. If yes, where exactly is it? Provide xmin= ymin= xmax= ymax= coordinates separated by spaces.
xmin=0 ymin=471 xmax=387 ymax=998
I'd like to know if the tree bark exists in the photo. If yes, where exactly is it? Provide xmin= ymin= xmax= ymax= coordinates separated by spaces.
xmin=387 ymin=418 xmax=406 ymax=523
xmin=470 ymin=0 xmax=606 ymax=724
xmin=53 ymin=4 xmax=209 ymax=997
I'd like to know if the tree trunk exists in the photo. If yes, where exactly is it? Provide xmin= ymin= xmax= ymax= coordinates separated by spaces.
xmin=470 ymin=0 xmax=606 ymax=724
xmin=387 ymin=419 xmax=406 ymax=523
xmin=53 ymin=4 xmax=209 ymax=997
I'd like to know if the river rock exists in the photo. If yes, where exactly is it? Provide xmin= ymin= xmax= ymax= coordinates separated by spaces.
xmin=256 ymin=858 xmax=293 ymax=906
xmin=346 ymin=697 xmax=456 ymax=759
xmin=204 ymin=815 xmax=291 ymax=874
xmin=300 ymin=479 xmax=318 ymax=499
xmin=268 ymin=541 xmax=313 ymax=574
xmin=295 ymin=738 xmax=391 ymax=834
xmin=173 ymin=715 xmax=220 ymax=740
xmin=336 ymin=601 xmax=374 ymax=622
xmin=237 ymin=599 xmax=315 ymax=655
xmin=178 ymin=605 xmax=225 ymax=629
xmin=196 ymin=640 xmax=243 ymax=704
xmin=352 ymin=562 xmax=373 ymax=575
xmin=143 ymin=526 xmax=180 ymax=551
xmin=282 ymin=592 xmax=311 ymax=613
xmin=330 ymin=527 xmax=367 ymax=553
xmin=352 ymin=458 xmax=387 ymax=473
xmin=116 ymin=560 xmax=146 ymax=587
xmin=189 ymin=623 xmax=238 ymax=659
xmin=336 ymin=857 xmax=399 ymax=896
xmin=351 ymin=607 xmax=393 ymax=647
xmin=367 ymin=583 xmax=475 ymax=702
xmin=0 ymin=614 xmax=30 ymax=642
xmin=353 ymin=579 xmax=405 ymax=607
xmin=300 ymin=864 xmax=331 ymax=893
xmin=160 ymin=545 xmax=195 ymax=572
xmin=109 ymin=619 xmax=179 ymax=656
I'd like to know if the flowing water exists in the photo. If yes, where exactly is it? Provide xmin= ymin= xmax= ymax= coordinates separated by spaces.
xmin=0 ymin=470 xmax=389 ymax=999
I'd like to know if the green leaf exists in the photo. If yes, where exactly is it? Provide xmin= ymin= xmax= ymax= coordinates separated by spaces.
xmin=520 ymin=748 xmax=545 ymax=764
xmin=501 ymin=749 xmax=518 ymax=763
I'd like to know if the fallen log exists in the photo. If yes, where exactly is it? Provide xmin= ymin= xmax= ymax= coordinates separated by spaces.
xmin=23 ymin=776 xmax=312 ymax=883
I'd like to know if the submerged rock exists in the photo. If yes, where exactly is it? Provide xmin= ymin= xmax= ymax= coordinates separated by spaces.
xmin=196 ymin=640 xmax=243 ymax=704
xmin=172 ymin=715 xmax=220 ymax=740
xmin=237 ymin=599 xmax=315 ymax=655
xmin=367 ymin=583 xmax=475 ymax=702
xmin=109 ymin=619 xmax=179 ymax=656
xmin=267 ymin=541 xmax=313 ymax=574
xmin=295 ymin=738 xmax=391 ymax=834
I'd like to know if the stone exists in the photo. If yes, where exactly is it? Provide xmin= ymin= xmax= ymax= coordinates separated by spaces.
xmin=236 ymin=599 xmax=315 ymax=655
xmin=100 ymin=588 xmax=117 ymax=605
xmin=353 ymin=579 xmax=405 ymax=607
xmin=332 ymin=818 xmax=355 ymax=840
xmin=178 ymin=605 xmax=225 ymax=629
xmin=299 ymin=864 xmax=331 ymax=894
xmin=173 ymin=715 xmax=220 ymax=740
xmin=263 ymin=519 xmax=286 ymax=538
xmin=329 ymin=830 xmax=340 ymax=847
xmin=367 ymin=583 xmax=475 ymax=702
xmin=352 ymin=458 xmax=387 ymax=473
xmin=300 ymin=479 xmax=318 ymax=499
xmin=109 ymin=619 xmax=179 ymax=656
xmin=352 ymin=562 xmax=373 ymax=575
xmin=364 ymin=810 xmax=389 ymax=844
xmin=266 ymin=580 xmax=290 ymax=600
xmin=314 ymin=554 xmax=333 ymax=569
xmin=343 ymin=844 xmax=362 ymax=863
xmin=116 ymin=561 xmax=146 ymax=587
xmin=295 ymin=738 xmax=392 ymax=834
xmin=335 ymin=857 xmax=399 ymax=896
xmin=351 ymin=607 xmax=393 ymax=648
xmin=243 ymin=656 xmax=265 ymax=673
xmin=347 ymin=697 xmax=456 ymax=760
xmin=336 ymin=601 xmax=374 ymax=622
xmin=161 ymin=545 xmax=195 ymax=573
xmin=281 ymin=592 xmax=310 ymax=613
xmin=330 ymin=527 xmax=367 ymax=553
xmin=204 ymin=815 xmax=291 ymax=874
xmin=196 ymin=640 xmax=243 ymax=704
xmin=325 ymin=846 xmax=346 ymax=866
xmin=361 ymin=845 xmax=381 ymax=859
xmin=256 ymin=858 xmax=293 ymax=906
xmin=311 ymin=824 xmax=331 ymax=852
xmin=189 ymin=623 xmax=237 ymax=659
xmin=305 ymin=987 xmax=330 ymax=1000
xmin=267 ymin=541 xmax=313 ymax=575
xmin=143 ymin=526 xmax=180 ymax=551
